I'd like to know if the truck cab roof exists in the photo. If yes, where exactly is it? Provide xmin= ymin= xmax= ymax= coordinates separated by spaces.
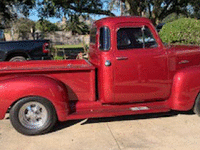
xmin=94 ymin=16 xmax=152 ymax=27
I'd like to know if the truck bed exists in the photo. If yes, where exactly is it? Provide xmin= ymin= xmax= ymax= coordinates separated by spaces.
xmin=0 ymin=60 xmax=96 ymax=102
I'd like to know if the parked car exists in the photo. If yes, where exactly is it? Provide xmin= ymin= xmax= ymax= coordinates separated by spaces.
xmin=1 ymin=16 xmax=200 ymax=135
xmin=0 ymin=40 xmax=52 ymax=61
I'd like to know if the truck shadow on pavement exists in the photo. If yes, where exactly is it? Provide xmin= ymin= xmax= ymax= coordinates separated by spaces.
xmin=52 ymin=110 xmax=194 ymax=133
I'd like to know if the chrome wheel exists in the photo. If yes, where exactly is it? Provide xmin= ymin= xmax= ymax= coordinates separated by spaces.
xmin=10 ymin=97 xmax=57 ymax=135
xmin=18 ymin=102 xmax=48 ymax=129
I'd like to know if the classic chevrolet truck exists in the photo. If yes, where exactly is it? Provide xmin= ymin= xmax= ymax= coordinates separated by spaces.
xmin=1 ymin=16 xmax=200 ymax=135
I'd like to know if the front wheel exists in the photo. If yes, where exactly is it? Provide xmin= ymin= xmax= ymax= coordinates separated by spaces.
xmin=10 ymin=97 xmax=57 ymax=135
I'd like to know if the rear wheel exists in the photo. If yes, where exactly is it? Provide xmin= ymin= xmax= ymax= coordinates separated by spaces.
xmin=9 ymin=56 xmax=26 ymax=62
xmin=10 ymin=97 xmax=57 ymax=135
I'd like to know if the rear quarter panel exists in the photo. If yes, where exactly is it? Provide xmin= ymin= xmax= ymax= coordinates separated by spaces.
xmin=169 ymin=65 xmax=200 ymax=110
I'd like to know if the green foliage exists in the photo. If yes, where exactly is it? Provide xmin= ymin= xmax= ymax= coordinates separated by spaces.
xmin=162 ymin=13 xmax=186 ymax=23
xmin=1 ymin=0 xmax=114 ymax=28
xmin=0 ymin=0 xmax=35 ymax=22
xmin=37 ymin=0 xmax=114 ymax=19
xmin=54 ymin=56 xmax=64 ymax=60
xmin=119 ymin=0 xmax=200 ymax=25
xmin=64 ymin=15 xmax=89 ymax=35
xmin=11 ymin=18 xmax=35 ymax=40
xmin=35 ymin=19 xmax=60 ymax=32
xmin=16 ymin=18 xmax=35 ymax=33
xmin=159 ymin=18 xmax=200 ymax=45
xmin=189 ymin=0 xmax=200 ymax=19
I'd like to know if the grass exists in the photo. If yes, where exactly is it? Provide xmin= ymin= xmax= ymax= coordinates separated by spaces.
xmin=54 ymin=44 xmax=83 ymax=49
xmin=54 ymin=56 xmax=64 ymax=60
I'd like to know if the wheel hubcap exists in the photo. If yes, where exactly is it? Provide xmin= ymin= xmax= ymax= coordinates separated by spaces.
xmin=19 ymin=102 xmax=48 ymax=129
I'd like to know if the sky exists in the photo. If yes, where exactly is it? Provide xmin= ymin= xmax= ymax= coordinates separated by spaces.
xmin=29 ymin=7 xmax=120 ymax=23
xmin=29 ymin=10 xmax=61 ymax=22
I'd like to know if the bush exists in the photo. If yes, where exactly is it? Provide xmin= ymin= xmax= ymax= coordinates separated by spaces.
xmin=159 ymin=18 xmax=200 ymax=45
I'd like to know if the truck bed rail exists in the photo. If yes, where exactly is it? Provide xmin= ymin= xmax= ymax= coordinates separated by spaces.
xmin=0 ymin=59 xmax=94 ymax=73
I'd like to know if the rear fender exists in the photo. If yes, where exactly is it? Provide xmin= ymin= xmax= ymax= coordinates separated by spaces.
xmin=0 ymin=75 xmax=69 ymax=121
xmin=169 ymin=66 xmax=200 ymax=111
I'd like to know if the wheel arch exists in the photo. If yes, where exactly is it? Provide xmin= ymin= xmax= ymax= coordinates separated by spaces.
xmin=5 ymin=51 xmax=30 ymax=61
xmin=0 ymin=75 xmax=70 ymax=121
xmin=168 ymin=66 xmax=200 ymax=111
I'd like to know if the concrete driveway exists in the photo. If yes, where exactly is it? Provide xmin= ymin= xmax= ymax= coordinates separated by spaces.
xmin=0 ymin=111 xmax=200 ymax=150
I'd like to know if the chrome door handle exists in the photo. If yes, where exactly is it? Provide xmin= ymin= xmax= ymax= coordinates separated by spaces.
xmin=116 ymin=57 xmax=128 ymax=60
xmin=178 ymin=60 xmax=190 ymax=64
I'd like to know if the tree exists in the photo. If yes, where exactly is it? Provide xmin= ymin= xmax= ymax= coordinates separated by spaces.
xmin=10 ymin=18 xmax=35 ymax=40
xmin=36 ymin=19 xmax=60 ymax=33
xmin=189 ymin=0 xmax=200 ymax=19
xmin=1 ymin=0 xmax=114 ymax=27
xmin=122 ymin=0 xmax=191 ymax=25
xmin=109 ymin=0 xmax=126 ymax=16
xmin=108 ymin=0 xmax=200 ymax=25
xmin=64 ymin=15 xmax=89 ymax=35
xmin=36 ymin=0 xmax=115 ymax=19
xmin=35 ymin=1 xmax=107 ymax=35
xmin=0 ymin=0 xmax=35 ymax=25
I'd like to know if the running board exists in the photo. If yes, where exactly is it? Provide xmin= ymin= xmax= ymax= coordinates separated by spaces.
xmin=66 ymin=101 xmax=170 ymax=120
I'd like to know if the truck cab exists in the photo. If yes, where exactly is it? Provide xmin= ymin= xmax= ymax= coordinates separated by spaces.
xmin=89 ymin=17 xmax=170 ymax=104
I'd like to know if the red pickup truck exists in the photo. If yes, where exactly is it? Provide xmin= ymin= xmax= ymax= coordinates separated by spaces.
xmin=1 ymin=16 xmax=200 ymax=135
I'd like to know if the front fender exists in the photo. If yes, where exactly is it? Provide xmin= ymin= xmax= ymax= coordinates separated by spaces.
xmin=169 ymin=65 xmax=200 ymax=111
xmin=0 ymin=75 xmax=69 ymax=121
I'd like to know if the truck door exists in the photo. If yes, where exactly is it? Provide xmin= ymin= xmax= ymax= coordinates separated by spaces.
xmin=114 ymin=23 xmax=170 ymax=103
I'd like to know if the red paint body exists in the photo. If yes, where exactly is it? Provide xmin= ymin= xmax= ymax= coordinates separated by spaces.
xmin=1 ymin=16 xmax=200 ymax=122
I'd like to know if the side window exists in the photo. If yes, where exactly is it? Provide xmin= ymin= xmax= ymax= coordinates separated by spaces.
xmin=117 ymin=26 xmax=157 ymax=50
xmin=99 ymin=27 xmax=110 ymax=51
xmin=117 ymin=28 xmax=143 ymax=49
xmin=90 ymin=27 xmax=97 ymax=44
